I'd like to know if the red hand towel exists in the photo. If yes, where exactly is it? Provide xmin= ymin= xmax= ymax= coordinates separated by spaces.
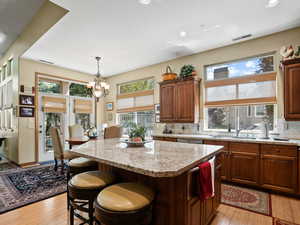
xmin=198 ymin=161 xmax=213 ymax=200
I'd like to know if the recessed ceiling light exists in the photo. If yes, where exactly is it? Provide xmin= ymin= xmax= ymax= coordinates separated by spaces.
xmin=139 ymin=0 xmax=151 ymax=5
xmin=180 ymin=31 xmax=187 ymax=37
xmin=266 ymin=0 xmax=279 ymax=8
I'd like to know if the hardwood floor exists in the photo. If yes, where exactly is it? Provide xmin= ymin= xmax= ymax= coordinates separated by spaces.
xmin=211 ymin=204 xmax=273 ymax=225
xmin=272 ymin=194 xmax=300 ymax=224
xmin=0 ymin=193 xmax=299 ymax=225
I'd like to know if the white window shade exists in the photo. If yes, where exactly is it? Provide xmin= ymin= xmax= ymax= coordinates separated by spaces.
xmin=117 ymin=97 xmax=134 ymax=109
xmin=205 ymin=72 xmax=277 ymax=106
xmin=238 ymin=81 xmax=276 ymax=99
xmin=206 ymin=85 xmax=236 ymax=102
xmin=135 ymin=95 xmax=154 ymax=107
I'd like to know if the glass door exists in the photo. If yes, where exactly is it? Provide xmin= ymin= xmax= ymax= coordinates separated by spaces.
xmin=38 ymin=93 xmax=67 ymax=162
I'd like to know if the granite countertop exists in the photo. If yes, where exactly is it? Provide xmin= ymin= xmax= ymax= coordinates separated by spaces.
xmin=70 ymin=138 xmax=222 ymax=178
xmin=152 ymin=133 xmax=300 ymax=147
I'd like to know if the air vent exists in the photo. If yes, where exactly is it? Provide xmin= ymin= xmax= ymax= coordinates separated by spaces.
xmin=232 ymin=34 xmax=252 ymax=42
xmin=39 ymin=59 xmax=54 ymax=65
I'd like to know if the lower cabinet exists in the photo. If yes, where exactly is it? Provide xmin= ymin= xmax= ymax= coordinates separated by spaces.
xmin=229 ymin=142 xmax=260 ymax=186
xmin=187 ymin=155 xmax=221 ymax=225
xmin=203 ymin=140 xmax=229 ymax=180
xmin=260 ymin=145 xmax=298 ymax=193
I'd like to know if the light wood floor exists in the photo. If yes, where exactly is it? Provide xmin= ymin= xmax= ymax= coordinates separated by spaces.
xmin=0 ymin=193 xmax=299 ymax=225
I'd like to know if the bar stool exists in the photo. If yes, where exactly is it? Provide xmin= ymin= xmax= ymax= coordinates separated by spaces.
xmin=68 ymin=157 xmax=98 ymax=179
xmin=94 ymin=182 xmax=155 ymax=225
xmin=67 ymin=157 xmax=98 ymax=209
xmin=68 ymin=170 xmax=116 ymax=225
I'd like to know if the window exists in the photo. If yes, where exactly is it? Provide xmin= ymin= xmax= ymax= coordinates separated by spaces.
xmin=39 ymin=80 xmax=62 ymax=94
xmin=117 ymin=78 xmax=155 ymax=112
xmin=2 ymin=65 xmax=7 ymax=81
xmin=117 ymin=110 xmax=154 ymax=137
xmin=69 ymin=83 xmax=92 ymax=97
xmin=75 ymin=113 xmax=91 ymax=131
xmin=7 ymin=59 xmax=13 ymax=77
xmin=205 ymin=104 xmax=275 ymax=131
xmin=118 ymin=78 xmax=154 ymax=95
xmin=204 ymin=54 xmax=276 ymax=131
xmin=206 ymin=55 xmax=274 ymax=81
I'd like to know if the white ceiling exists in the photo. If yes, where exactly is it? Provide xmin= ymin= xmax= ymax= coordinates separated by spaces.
xmin=0 ymin=0 xmax=45 ymax=57
xmin=23 ymin=0 xmax=300 ymax=76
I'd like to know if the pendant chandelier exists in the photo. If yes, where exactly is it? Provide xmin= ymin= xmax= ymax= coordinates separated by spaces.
xmin=87 ymin=56 xmax=109 ymax=101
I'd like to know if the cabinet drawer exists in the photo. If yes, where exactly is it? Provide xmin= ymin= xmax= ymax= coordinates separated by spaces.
xmin=203 ymin=140 xmax=229 ymax=151
xmin=230 ymin=142 xmax=259 ymax=154
xmin=261 ymin=144 xmax=297 ymax=157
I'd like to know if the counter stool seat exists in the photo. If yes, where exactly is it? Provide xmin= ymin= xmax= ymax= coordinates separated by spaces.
xmin=69 ymin=157 xmax=98 ymax=168
xmin=68 ymin=171 xmax=116 ymax=225
xmin=94 ymin=182 xmax=155 ymax=225
xmin=67 ymin=157 xmax=98 ymax=210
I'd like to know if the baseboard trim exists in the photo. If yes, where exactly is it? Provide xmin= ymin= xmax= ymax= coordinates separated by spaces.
xmin=20 ymin=162 xmax=40 ymax=168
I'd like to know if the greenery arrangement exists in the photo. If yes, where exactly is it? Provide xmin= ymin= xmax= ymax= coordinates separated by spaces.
xmin=128 ymin=123 xmax=147 ymax=141
xmin=180 ymin=64 xmax=195 ymax=79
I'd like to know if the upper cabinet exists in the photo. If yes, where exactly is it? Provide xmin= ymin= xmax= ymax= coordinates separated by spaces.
xmin=160 ymin=78 xmax=200 ymax=123
xmin=283 ymin=58 xmax=300 ymax=120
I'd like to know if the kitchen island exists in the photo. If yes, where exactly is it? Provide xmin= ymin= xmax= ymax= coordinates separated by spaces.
xmin=71 ymin=138 xmax=223 ymax=225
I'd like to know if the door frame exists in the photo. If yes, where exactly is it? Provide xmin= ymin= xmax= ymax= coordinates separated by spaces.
xmin=34 ymin=72 xmax=89 ymax=163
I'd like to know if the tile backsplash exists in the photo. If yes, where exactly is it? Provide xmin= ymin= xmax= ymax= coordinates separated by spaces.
xmin=153 ymin=119 xmax=300 ymax=139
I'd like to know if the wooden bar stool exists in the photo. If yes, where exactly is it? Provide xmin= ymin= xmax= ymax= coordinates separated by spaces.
xmin=68 ymin=171 xmax=116 ymax=225
xmin=94 ymin=182 xmax=155 ymax=225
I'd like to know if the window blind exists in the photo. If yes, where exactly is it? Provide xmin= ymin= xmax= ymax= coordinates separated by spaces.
xmin=117 ymin=90 xmax=154 ymax=113
xmin=42 ymin=96 xmax=66 ymax=113
xmin=205 ymin=72 xmax=276 ymax=106
xmin=74 ymin=99 xmax=93 ymax=114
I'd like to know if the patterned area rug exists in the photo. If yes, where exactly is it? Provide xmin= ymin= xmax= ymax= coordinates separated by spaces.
xmin=221 ymin=183 xmax=271 ymax=216
xmin=0 ymin=162 xmax=18 ymax=172
xmin=0 ymin=164 xmax=66 ymax=214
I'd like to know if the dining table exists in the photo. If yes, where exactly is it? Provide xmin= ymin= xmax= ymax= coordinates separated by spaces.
xmin=65 ymin=136 xmax=90 ymax=149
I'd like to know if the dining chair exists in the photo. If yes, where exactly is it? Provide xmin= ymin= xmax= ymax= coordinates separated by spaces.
xmin=103 ymin=126 xmax=122 ymax=139
xmin=50 ymin=127 xmax=77 ymax=172
xmin=69 ymin=124 xmax=85 ymax=138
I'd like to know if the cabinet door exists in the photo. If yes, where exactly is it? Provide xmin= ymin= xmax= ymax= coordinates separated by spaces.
xmin=203 ymin=140 xmax=229 ymax=180
xmin=175 ymin=80 xmax=196 ymax=123
xmin=160 ymin=83 xmax=176 ymax=122
xmin=229 ymin=151 xmax=260 ymax=186
xmin=260 ymin=154 xmax=297 ymax=193
xmin=284 ymin=63 xmax=300 ymax=120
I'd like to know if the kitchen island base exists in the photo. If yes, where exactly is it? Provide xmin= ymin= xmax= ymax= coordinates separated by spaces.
xmin=99 ymin=161 xmax=221 ymax=225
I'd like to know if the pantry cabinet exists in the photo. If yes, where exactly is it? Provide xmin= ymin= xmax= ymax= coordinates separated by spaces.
xmin=160 ymin=79 xmax=200 ymax=123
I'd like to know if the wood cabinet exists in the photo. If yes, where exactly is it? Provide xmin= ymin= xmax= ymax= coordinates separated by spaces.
xmin=160 ymin=82 xmax=176 ymax=122
xmin=155 ymin=136 xmax=300 ymax=195
xmin=160 ymin=79 xmax=200 ymax=123
xmin=187 ymin=155 xmax=221 ymax=225
xmin=229 ymin=142 xmax=260 ymax=186
xmin=152 ymin=136 xmax=177 ymax=142
xmin=282 ymin=58 xmax=300 ymax=121
xmin=260 ymin=144 xmax=298 ymax=193
xmin=203 ymin=140 xmax=229 ymax=180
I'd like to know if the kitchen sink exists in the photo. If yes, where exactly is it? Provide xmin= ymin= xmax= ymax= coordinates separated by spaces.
xmin=208 ymin=135 xmax=256 ymax=140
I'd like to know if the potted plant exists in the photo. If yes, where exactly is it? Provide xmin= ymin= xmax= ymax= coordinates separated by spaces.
xmin=179 ymin=64 xmax=196 ymax=79
xmin=128 ymin=123 xmax=147 ymax=142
